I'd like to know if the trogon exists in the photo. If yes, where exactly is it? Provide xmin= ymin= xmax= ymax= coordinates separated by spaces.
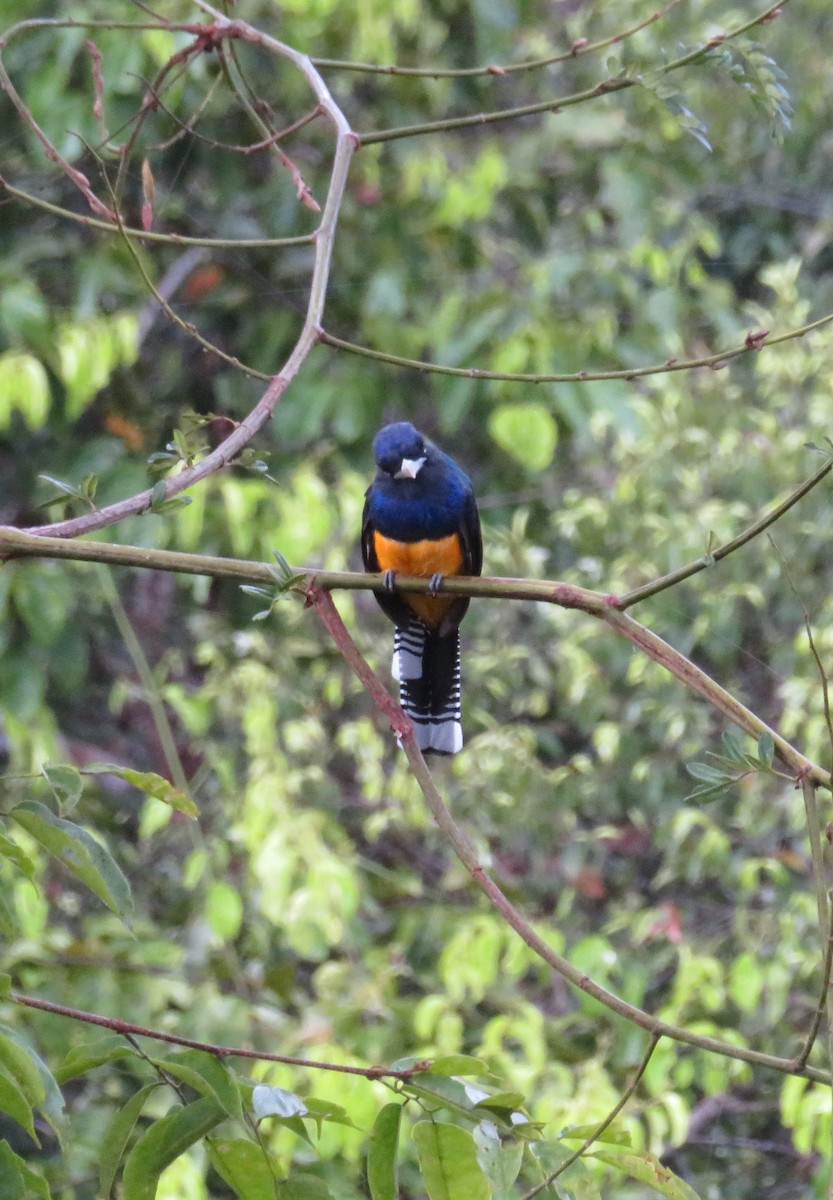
xmin=362 ymin=421 xmax=482 ymax=755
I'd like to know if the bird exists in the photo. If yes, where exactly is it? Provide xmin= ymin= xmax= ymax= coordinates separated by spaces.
xmin=362 ymin=421 xmax=482 ymax=755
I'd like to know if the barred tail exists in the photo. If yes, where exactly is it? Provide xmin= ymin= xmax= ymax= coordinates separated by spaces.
xmin=392 ymin=622 xmax=463 ymax=755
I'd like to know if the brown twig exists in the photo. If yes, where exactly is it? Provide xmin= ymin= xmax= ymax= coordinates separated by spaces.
xmin=10 ymin=990 xmax=422 ymax=1080
xmin=320 ymin=305 xmax=833 ymax=385
xmin=312 ymin=2 xmax=682 ymax=78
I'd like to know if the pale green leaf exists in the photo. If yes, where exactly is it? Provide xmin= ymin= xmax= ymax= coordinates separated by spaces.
xmin=413 ymin=1121 xmax=491 ymax=1200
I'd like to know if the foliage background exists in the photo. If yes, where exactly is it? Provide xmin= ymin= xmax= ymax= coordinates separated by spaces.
xmin=2 ymin=0 xmax=833 ymax=1196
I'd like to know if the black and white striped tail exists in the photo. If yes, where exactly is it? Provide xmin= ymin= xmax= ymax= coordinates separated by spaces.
xmin=392 ymin=622 xmax=463 ymax=755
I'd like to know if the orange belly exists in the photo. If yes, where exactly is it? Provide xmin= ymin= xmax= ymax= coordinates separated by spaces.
xmin=373 ymin=531 xmax=463 ymax=627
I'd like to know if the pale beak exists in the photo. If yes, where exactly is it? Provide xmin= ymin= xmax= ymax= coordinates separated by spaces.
xmin=395 ymin=455 xmax=427 ymax=480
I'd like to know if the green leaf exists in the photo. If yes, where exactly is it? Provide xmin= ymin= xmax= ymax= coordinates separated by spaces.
xmin=0 ymin=976 xmax=11 ymax=1000
xmin=488 ymin=402 xmax=557 ymax=471
xmin=0 ymin=1028 xmax=63 ymax=1143
xmin=403 ymin=1073 xmax=475 ymax=1114
xmin=275 ymin=1176 xmax=333 ymax=1200
xmin=9 ymin=802 xmax=133 ymax=917
xmin=757 ymin=731 xmax=775 ymax=768
xmin=41 ymin=764 xmax=83 ymax=815
xmin=56 ymin=1034 xmax=136 ymax=1083
xmin=684 ymin=762 xmax=729 ymax=784
xmin=36 ymin=474 xmax=83 ymax=501
xmin=413 ymin=1121 xmax=491 ymax=1200
xmin=207 ymin=1136 xmax=277 ymax=1200
xmin=121 ymin=1097 xmax=225 ymax=1200
xmin=0 ymin=1068 xmax=36 ymax=1144
xmin=530 ymin=1140 xmax=601 ymax=1199
xmin=589 ymin=1149 xmax=702 ymax=1199
xmin=302 ymin=1097 xmax=357 ymax=1130
xmin=98 ymin=1083 xmax=158 ymax=1199
xmin=84 ymin=764 xmax=198 ymax=818
xmin=0 ymin=1031 xmax=45 ymax=1113
xmin=149 ymin=481 xmax=192 ymax=515
xmin=367 ymin=1103 xmax=402 ymax=1200
xmin=205 ymin=880 xmax=244 ymax=941
xmin=427 ymin=1055 xmax=490 ymax=1077
xmin=0 ymin=1140 xmax=50 ymax=1199
xmin=151 ymin=1051 xmax=243 ymax=1121
xmin=0 ymin=832 xmax=36 ymax=880
xmin=474 ymin=1123 xmax=523 ymax=1199
xmin=559 ymin=1123 xmax=631 ymax=1146
xmin=720 ymin=729 xmax=748 ymax=764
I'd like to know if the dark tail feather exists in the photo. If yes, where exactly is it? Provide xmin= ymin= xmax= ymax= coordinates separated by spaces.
xmin=393 ymin=622 xmax=463 ymax=755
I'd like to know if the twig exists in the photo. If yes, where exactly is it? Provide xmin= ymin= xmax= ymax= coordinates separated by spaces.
xmin=356 ymin=0 xmax=789 ymax=144
xmin=521 ymin=1034 xmax=661 ymax=1200
xmin=10 ymin=990 xmax=422 ymax=1080
xmin=622 ymin=458 xmax=833 ymax=607
xmin=320 ymin=305 xmax=833 ymax=385
xmin=97 ymin=565 xmax=192 ymax=800
xmin=312 ymin=2 xmax=682 ymax=78
xmin=0 ymin=177 xmax=315 ymax=247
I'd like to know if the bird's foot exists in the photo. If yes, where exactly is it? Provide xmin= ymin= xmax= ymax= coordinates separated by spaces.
xmin=428 ymin=572 xmax=444 ymax=595
xmin=383 ymin=569 xmax=396 ymax=592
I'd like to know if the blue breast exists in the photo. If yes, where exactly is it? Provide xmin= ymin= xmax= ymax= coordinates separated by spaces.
xmin=367 ymin=452 xmax=472 ymax=542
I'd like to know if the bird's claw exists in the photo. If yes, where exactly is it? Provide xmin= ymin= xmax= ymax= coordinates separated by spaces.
xmin=383 ymin=569 xmax=396 ymax=592
xmin=428 ymin=572 xmax=444 ymax=595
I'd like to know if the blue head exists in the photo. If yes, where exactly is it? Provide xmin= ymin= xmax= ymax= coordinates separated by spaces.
xmin=373 ymin=422 xmax=428 ymax=480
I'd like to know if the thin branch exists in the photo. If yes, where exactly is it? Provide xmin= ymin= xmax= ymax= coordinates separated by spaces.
xmin=9 ymin=990 xmax=423 ymax=1080
xmin=97 ymin=565 xmax=192 ymax=800
xmin=602 ymin=607 xmax=828 ymax=789
xmin=794 ymin=901 xmax=833 ymax=1071
xmin=621 ymin=457 xmax=833 ymax=608
xmin=100 ymin=161 xmax=273 ymax=382
xmin=312 ymin=2 xmax=682 ymax=78
xmin=320 ymin=305 xmax=833 ymax=384
xmin=521 ymin=1034 xmax=661 ymax=1200
xmin=0 ymin=528 xmax=829 ymax=792
xmin=0 ymin=177 xmax=315 ymax=247
xmin=357 ymin=0 xmax=789 ymax=144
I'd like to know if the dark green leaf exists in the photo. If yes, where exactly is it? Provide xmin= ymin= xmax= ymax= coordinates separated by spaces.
xmin=0 ymin=1140 xmax=50 ymax=1200
xmin=151 ymin=1051 xmax=242 ymax=1121
xmin=207 ymin=1136 xmax=277 ymax=1200
xmin=98 ymin=1083 xmax=159 ymax=1199
xmin=56 ymin=1035 xmax=137 ymax=1083
xmin=121 ymin=1097 xmax=225 ymax=1200
xmin=9 ymin=802 xmax=132 ymax=917
xmin=40 ymin=763 xmax=83 ymax=815
xmin=367 ymin=1103 xmax=401 ymax=1200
